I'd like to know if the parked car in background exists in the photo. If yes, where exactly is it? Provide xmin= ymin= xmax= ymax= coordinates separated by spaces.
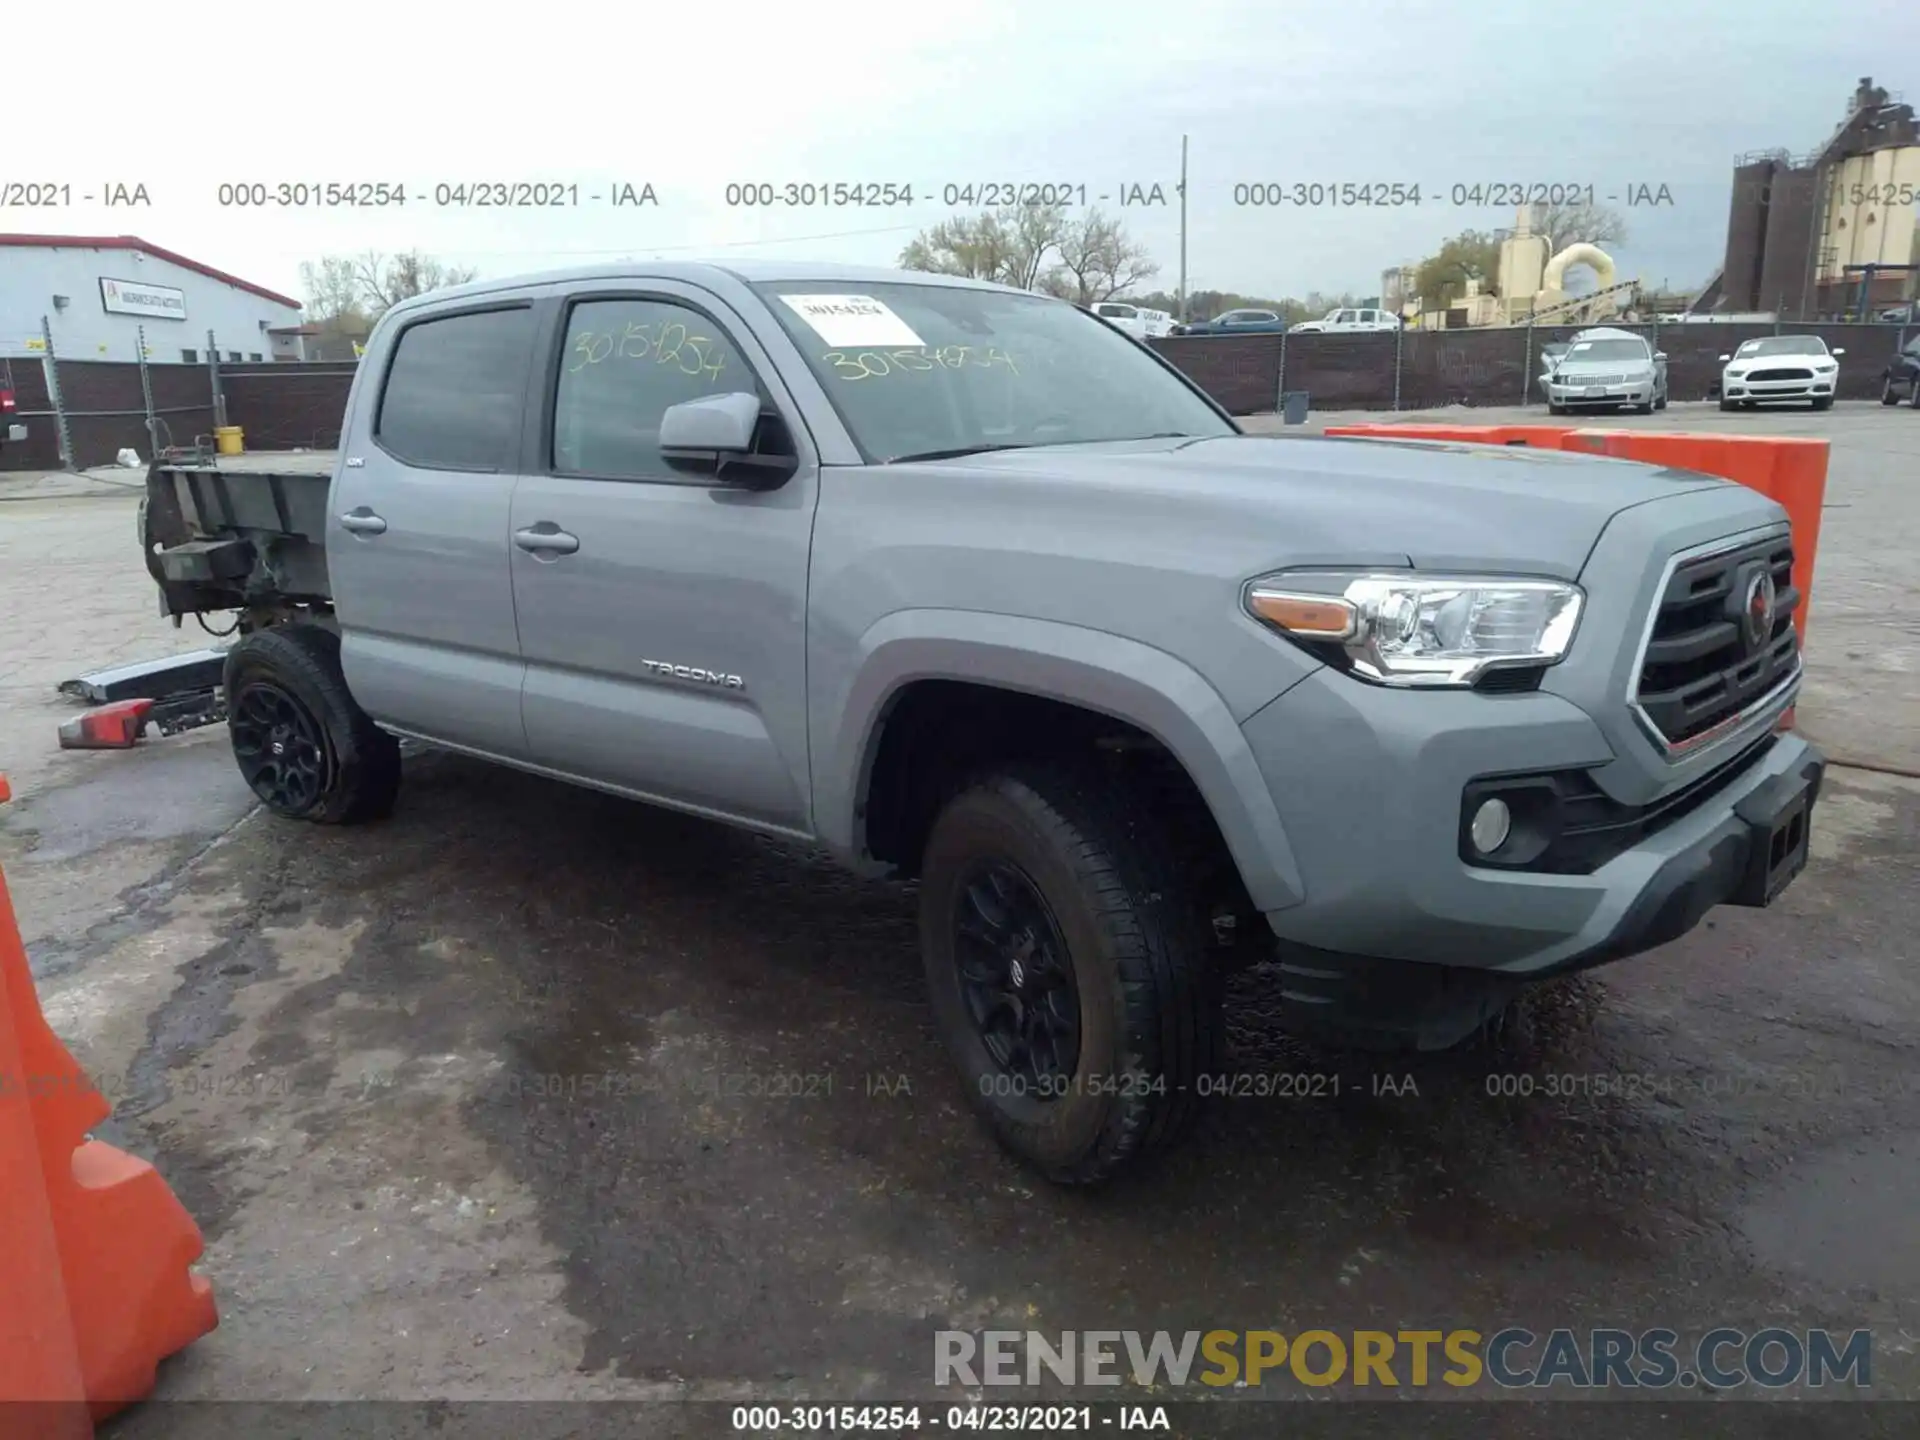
xmin=1544 ymin=328 xmax=1667 ymax=415
xmin=1535 ymin=342 xmax=1570 ymax=402
xmin=1288 ymin=307 xmax=1401 ymax=334
xmin=0 ymin=375 xmax=22 ymax=454
xmin=1177 ymin=308 xmax=1288 ymax=335
xmin=1718 ymin=335 xmax=1841 ymax=411
xmin=1088 ymin=301 xmax=1150 ymax=340
xmin=1879 ymin=333 xmax=1920 ymax=407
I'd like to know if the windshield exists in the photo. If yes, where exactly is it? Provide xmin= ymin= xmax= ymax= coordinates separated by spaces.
xmin=1734 ymin=336 xmax=1827 ymax=358
xmin=1565 ymin=338 xmax=1649 ymax=363
xmin=754 ymin=281 xmax=1235 ymax=462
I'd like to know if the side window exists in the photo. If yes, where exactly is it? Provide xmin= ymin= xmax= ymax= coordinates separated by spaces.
xmin=376 ymin=306 xmax=535 ymax=470
xmin=1335 ymin=309 xmax=1357 ymax=324
xmin=552 ymin=297 xmax=763 ymax=480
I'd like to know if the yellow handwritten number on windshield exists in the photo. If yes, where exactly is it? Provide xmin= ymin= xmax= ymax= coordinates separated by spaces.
xmin=822 ymin=346 xmax=1019 ymax=380
xmin=567 ymin=325 xmax=726 ymax=382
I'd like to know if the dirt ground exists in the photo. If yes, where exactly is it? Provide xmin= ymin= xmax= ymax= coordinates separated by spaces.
xmin=1 ymin=402 xmax=1917 ymax=1436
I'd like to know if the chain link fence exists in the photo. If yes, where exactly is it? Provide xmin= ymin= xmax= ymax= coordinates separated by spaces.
xmin=4 ymin=318 xmax=1915 ymax=471
xmin=1150 ymin=319 xmax=1917 ymax=415
xmin=0 ymin=318 xmax=355 ymax=471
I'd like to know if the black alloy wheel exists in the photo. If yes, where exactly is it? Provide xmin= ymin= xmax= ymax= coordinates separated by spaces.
xmin=230 ymin=681 xmax=330 ymax=812
xmin=952 ymin=860 xmax=1082 ymax=1089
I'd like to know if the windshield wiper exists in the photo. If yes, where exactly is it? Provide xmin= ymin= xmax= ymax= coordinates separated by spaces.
xmin=886 ymin=443 xmax=1032 ymax=464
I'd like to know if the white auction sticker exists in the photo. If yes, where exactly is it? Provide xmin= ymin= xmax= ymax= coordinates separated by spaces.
xmin=779 ymin=293 xmax=925 ymax=348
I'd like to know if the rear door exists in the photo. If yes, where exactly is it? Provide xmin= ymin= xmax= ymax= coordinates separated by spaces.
xmin=329 ymin=300 xmax=538 ymax=758
xmin=507 ymin=281 xmax=821 ymax=833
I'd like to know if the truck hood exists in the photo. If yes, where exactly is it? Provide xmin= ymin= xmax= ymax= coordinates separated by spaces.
xmin=914 ymin=433 xmax=1733 ymax=579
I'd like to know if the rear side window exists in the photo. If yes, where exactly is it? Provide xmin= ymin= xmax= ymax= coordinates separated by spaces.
xmin=376 ymin=306 xmax=534 ymax=470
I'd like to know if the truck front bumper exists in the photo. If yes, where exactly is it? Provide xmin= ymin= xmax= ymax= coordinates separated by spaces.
xmin=1238 ymin=669 xmax=1822 ymax=1046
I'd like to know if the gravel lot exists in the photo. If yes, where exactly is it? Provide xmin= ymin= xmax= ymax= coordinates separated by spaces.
xmin=1 ymin=402 xmax=1916 ymax=1435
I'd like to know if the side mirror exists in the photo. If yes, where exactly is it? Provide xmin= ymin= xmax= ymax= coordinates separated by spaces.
xmin=659 ymin=392 xmax=796 ymax=488
xmin=1832 ymin=347 xmax=1846 ymax=356
xmin=1717 ymin=354 xmax=1731 ymax=362
xmin=1654 ymin=352 xmax=1667 ymax=362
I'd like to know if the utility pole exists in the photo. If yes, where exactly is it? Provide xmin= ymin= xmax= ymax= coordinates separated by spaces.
xmin=1177 ymin=134 xmax=1189 ymax=323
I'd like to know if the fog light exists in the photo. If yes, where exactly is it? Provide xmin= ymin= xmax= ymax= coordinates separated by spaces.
xmin=1470 ymin=798 xmax=1512 ymax=854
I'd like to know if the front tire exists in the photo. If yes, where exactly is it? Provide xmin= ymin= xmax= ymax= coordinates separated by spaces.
xmin=1719 ymin=397 xmax=1737 ymax=412
xmin=1881 ymin=377 xmax=1900 ymax=406
xmin=1812 ymin=396 xmax=1833 ymax=412
xmin=224 ymin=625 xmax=401 ymax=824
xmin=918 ymin=763 xmax=1223 ymax=1185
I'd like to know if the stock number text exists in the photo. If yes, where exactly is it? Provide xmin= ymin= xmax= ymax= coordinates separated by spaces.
xmin=217 ymin=181 xmax=408 ymax=208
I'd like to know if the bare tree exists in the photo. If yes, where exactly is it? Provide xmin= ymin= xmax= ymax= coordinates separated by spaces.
xmin=1531 ymin=200 xmax=1628 ymax=257
xmin=1049 ymin=209 xmax=1160 ymax=304
xmin=299 ymin=256 xmax=367 ymax=324
xmin=349 ymin=250 xmax=480 ymax=317
xmin=899 ymin=205 xmax=1071 ymax=292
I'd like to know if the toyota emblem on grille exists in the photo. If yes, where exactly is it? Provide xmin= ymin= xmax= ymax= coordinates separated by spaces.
xmin=1742 ymin=570 xmax=1776 ymax=652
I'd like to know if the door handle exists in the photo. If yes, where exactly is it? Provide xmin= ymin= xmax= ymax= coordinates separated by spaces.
xmin=339 ymin=510 xmax=387 ymax=535
xmin=514 ymin=525 xmax=580 ymax=556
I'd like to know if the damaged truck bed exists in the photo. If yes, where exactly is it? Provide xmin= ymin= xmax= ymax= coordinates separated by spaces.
xmin=142 ymin=452 xmax=338 ymax=617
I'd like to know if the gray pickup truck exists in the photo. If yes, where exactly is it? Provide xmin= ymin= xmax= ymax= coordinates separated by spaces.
xmin=140 ymin=261 xmax=1823 ymax=1184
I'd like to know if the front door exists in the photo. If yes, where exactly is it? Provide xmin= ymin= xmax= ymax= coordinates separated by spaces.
xmin=329 ymin=301 xmax=538 ymax=759
xmin=507 ymin=282 xmax=820 ymax=834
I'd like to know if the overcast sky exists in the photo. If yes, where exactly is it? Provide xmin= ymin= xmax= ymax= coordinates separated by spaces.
xmin=12 ymin=0 xmax=1915 ymax=308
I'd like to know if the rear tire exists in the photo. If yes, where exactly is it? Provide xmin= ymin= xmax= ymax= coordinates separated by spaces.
xmin=918 ymin=762 xmax=1223 ymax=1185
xmin=224 ymin=625 xmax=401 ymax=824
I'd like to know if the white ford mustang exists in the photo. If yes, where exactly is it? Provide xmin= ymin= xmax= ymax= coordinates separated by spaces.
xmin=1718 ymin=335 xmax=1843 ymax=411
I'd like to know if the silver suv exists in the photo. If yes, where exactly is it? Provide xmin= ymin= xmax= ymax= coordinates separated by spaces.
xmin=1544 ymin=328 xmax=1669 ymax=415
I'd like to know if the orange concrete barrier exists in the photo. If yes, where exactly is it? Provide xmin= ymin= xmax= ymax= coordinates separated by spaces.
xmin=0 ymin=772 xmax=218 ymax=1429
xmin=1324 ymin=423 xmax=1580 ymax=448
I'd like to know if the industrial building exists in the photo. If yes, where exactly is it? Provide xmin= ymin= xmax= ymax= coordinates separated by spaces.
xmin=0 ymin=234 xmax=305 ymax=365
xmin=1703 ymin=78 xmax=1920 ymax=319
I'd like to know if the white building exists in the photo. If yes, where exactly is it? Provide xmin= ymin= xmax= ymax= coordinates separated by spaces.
xmin=0 ymin=234 xmax=305 ymax=365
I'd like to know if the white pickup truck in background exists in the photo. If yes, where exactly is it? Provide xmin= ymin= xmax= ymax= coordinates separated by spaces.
xmin=1288 ymin=306 xmax=1402 ymax=334
xmin=1088 ymin=301 xmax=1151 ymax=339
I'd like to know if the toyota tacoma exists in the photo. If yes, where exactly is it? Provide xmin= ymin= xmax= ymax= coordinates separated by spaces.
xmin=137 ymin=262 xmax=1824 ymax=1184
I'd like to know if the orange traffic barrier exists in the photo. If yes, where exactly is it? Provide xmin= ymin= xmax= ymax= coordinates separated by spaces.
xmin=0 ymin=772 xmax=217 ymax=1429
xmin=1324 ymin=422 xmax=1581 ymax=448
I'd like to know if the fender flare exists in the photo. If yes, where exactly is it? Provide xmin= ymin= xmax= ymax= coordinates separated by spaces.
xmin=816 ymin=609 xmax=1306 ymax=913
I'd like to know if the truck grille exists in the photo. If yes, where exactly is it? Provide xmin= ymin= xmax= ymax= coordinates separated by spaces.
xmin=1630 ymin=533 xmax=1798 ymax=755
xmin=1749 ymin=367 xmax=1813 ymax=382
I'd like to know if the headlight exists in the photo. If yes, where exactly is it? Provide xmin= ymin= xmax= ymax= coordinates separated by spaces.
xmin=1246 ymin=572 xmax=1584 ymax=687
